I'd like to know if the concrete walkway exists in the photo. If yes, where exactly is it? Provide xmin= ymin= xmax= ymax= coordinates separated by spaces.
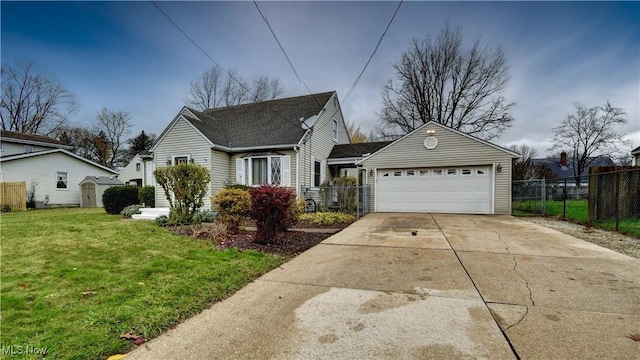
xmin=127 ymin=213 xmax=640 ymax=359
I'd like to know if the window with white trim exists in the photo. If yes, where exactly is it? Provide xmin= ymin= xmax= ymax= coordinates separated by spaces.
xmin=310 ymin=156 xmax=326 ymax=187
xmin=136 ymin=163 xmax=141 ymax=172
xmin=172 ymin=155 xmax=190 ymax=165
xmin=332 ymin=119 xmax=338 ymax=141
xmin=242 ymin=156 xmax=288 ymax=186
xmin=313 ymin=160 xmax=322 ymax=187
xmin=56 ymin=172 xmax=68 ymax=189
xmin=24 ymin=145 xmax=33 ymax=153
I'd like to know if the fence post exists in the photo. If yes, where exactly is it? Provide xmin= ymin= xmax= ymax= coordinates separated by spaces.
xmin=356 ymin=185 xmax=360 ymax=219
xmin=542 ymin=178 xmax=546 ymax=215
xmin=615 ymin=171 xmax=620 ymax=231
xmin=562 ymin=178 xmax=567 ymax=219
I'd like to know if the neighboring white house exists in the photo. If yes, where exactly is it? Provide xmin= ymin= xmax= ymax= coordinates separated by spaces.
xmin=632 ymin=146 xmax=640 ymax=166
xmin=79 ymin=176 xmax=123 ymax=208
xmin=0 ymin=130 xmax=118 ymax=207
xmin=117 ymin=152 xmax=155 ymax=187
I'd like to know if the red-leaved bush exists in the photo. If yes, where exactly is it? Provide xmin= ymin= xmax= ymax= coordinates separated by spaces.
xmin=250 ymin=185 xmax=296 ymax=244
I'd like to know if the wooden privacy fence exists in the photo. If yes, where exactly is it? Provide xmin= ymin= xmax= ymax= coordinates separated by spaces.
xmin=588 ymin=167 xmax=640 ymax=222
xmin=0 ymin=181 xmax=27 ymax=211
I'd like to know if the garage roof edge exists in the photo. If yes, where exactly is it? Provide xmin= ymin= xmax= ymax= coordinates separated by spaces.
xmin=360 ymin=121 xmax=521 ymax=163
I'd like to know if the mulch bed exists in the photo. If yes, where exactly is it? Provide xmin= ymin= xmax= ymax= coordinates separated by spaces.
xmin=218 ymin=230 xmax=330 ymax=256
xmin=169 ymin=224 xmax=346 ymax=257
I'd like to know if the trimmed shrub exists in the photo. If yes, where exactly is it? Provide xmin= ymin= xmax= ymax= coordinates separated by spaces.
xmin=194 ymin=209 xmax=217 ymax=223
xmin=211 ymin=188 xmax=251 ymax=233
xmin=298 ymin=212 xmax=356 ymax=225
xmin=138 ymin=186 xmax=155 ymax=207
xmin=154 ymin=164 xmax=210 ymax=225
xmin=103 ymin=186 xmax=139 ymax=215
xmin=250 ymin=185 xmax=296 ymax=244
xmin=121 ymin=204 xmax=141 ymax=218
xmin=155 ymin=214 xmax=169 ymax=227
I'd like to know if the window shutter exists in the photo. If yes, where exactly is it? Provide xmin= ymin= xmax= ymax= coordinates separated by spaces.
xmin=282 ymin=155 xmax=291 ymax=187
xmin=236 ymin=158 xmax=245 ymax=184
xmin=321 ymin=160 xmax=326 ymax=183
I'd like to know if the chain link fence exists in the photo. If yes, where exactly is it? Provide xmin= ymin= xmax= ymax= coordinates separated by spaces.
xmin=301 ymin=185 xmax=371 ymax=218
xmin=513 ymin=167 xmax=640 ymax=237
xmin=512 ymin=179 xmax=546 ymax=215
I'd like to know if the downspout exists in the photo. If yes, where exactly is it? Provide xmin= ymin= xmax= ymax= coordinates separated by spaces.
xmin=294 ymin=146 xmax=300 ymax=197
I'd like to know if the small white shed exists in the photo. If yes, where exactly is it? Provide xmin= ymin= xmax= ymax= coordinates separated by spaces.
xmin=79 ymin=176 xmax=123 ymax=208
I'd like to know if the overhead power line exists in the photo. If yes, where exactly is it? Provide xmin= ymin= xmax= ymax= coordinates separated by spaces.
xmin=342 ymin=0 xmax=403 ymax=105
xmin=151 ymin=1 xmax=286 ymax=114
xmin=252 ymin=0 xmax=323 ymax=108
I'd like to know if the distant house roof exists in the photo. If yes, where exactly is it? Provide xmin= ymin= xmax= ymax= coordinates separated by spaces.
xmin=632 ymin=146 xmax=640 ymax=155
xmin=0 ymin=149 xmax=118 ymax=174
xmin=0 ymin=130 xmax=71 ymax=148
xmin=329 ymin=141 xmax=393 ymax=159
xmin=182 ymin=91 xmax=335 ymax=149
xmin=531 ymin=156 xmax=615 ymax=179
xmin=80 ymin=176 xmax=123 ymax=185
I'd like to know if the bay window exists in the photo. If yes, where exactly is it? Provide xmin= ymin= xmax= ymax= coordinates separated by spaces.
xmin=237 ymin=155 xmax=290 ymax=186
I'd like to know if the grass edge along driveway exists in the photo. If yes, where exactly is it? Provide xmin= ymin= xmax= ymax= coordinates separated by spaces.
xmin=1 ymin=208 xmax=289 ymax=359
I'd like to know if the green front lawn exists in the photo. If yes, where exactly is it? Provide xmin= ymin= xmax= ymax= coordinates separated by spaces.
xmin=1 ymin=208 xmax=289 ymax=359
xmin=544 ymin=200 xmax=588 ymax=222
xmin=514 ymin=199 xmax=640 ymax=238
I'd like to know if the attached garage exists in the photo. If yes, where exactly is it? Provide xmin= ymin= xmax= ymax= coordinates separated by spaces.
xmin=376 ymin=166 xmax=492 ymax=213
xmin=361 ymin=122 xmax=519 ymax=214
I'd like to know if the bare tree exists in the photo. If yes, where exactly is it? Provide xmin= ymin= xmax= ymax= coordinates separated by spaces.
xmin=376 ymin=24 xmax=514 ymax=140
xmin=186 ymin=65 xmax=225 ymax=110
xmin=346 ymin=121 xmax=369 ymax=143
xmin=550 ymin=102 xmax=629 ymax=184
xmin=1 ymin=62 xmax=79 ymax=135
xmin=249 ymin=76 xmax=284 ymax=103
xmin=509 ymin=144 xmax=538 ymax=180
xmin=94 ymin=107 xmax=132 ymax=169
xmin=186 ymin=65 xmax=284 ymax=111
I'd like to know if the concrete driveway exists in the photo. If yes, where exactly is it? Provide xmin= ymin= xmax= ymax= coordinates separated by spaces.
xmin=128 ymin=213 xmax=640 ymax=359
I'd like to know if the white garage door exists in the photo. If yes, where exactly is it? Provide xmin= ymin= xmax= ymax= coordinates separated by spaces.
xmin=376 ymin=166 xmax=492 ymax=213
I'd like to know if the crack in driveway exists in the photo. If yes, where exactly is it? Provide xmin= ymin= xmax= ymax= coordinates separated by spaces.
xmin=432 ymin=215 xmax=526 ymax=359
xmin=492 ymin=230 xmax=534 ymax=332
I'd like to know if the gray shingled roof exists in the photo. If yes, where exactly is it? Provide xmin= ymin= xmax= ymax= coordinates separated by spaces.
xmin=185 ymin=92 xmax=335 ymax=149
xmin=81 ymin=176 xmax=123 ymax=185
xmin=531 ymin=156 xmax=615 ymax=179
xmin=632 ymin=146 xmax=640 ymax=155
xmin=328 ymin=141 xmax=393 ymax=159
xmin=1 ymin=130 xmax=67 ymax=146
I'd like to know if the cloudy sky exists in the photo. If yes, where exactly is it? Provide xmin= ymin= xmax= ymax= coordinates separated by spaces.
xmin=3 ymin=1 xmax=639 ymax=156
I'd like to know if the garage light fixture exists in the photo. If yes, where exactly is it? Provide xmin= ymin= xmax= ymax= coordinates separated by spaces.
xmin=496 ymin=163 xmax=503 ymax=172
xmin=426 ymin=129 xmax=435 ymax=134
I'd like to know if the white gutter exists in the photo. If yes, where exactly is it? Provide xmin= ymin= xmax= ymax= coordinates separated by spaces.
xmin=294 ymin=146 xmax=300 ymax=195
xmin=212 ymin=143 xmax=301 ymax=152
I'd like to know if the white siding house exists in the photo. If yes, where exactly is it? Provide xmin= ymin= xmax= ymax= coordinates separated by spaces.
xmin=1 ymin=149 xmax=118 ymax=206
xmin=148 ymin=91 xmax=345 ymax=209
xmin=360 ymin=122 xmax=519 ymax=214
